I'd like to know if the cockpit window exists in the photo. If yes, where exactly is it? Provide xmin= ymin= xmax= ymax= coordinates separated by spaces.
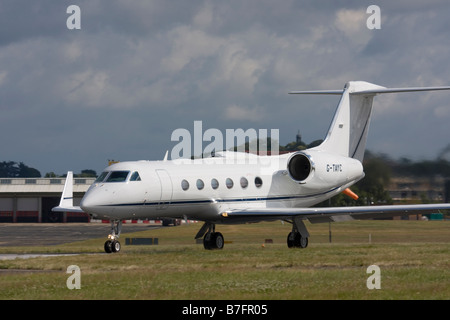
xmin=95 ymin=171 xmax=109 ymax=183
xmin=106 ymin=171 xmax=130 ymax=182
xmin=130 ymin=171 xmax=141 ymax=181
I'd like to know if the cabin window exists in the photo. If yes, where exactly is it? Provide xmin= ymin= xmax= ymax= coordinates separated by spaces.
xmin=255 ymin=177 xmax=263 ymax=188
xmin=226 ymin=178 xmax=234 ymax=189
xmin=95 ymin=171 xmax=109 ymax=183
xmin=240 ymin=177 xmax=248 ymax=189
xmin=181 ymin=179 xmax=189 ymax=191
xmin=106 ymin=171 xmax=130 ymax=182
xmin=130 ymin=171 xmax=141 ymax=181
xmin=196 ymin=179 xmax=205 ymax=190
xmin=211 ymin=178 xmax=219 ymax=190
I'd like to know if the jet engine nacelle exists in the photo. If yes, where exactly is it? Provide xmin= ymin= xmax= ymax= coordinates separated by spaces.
xmin=286 ymin=150 xmax=364 ymax=187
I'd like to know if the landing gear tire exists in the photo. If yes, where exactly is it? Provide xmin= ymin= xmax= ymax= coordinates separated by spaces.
xmin=213 ymin=232 xmax=224 ymax=249
xmin=287 ymin=232 xmax=308 ymax=248
xmin=112 ymin=240 xmax=121 ymax=253
xmin=104 ymin=240 xmax=113 ymax=253
xmin=104 ymin=240 xmax=121 ymax=253
xmin=203 ymin=232 xmax=224 ymax=250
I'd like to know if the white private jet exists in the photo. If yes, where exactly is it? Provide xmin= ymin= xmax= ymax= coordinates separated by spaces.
xmin=53 ymin=81 xmax=450 ymax=253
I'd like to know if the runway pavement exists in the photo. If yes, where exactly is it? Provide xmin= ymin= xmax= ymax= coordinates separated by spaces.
xmin=0 ymin=223 xmax=160 ymax=247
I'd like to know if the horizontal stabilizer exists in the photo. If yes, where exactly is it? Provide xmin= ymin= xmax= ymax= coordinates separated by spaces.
xmin=289 ymin=83 xmax=450 ymax=95
xmin=352 ymin=86 xmax=450 ymax=95
xmin=289 ymin=90 xmax=343 ymax=95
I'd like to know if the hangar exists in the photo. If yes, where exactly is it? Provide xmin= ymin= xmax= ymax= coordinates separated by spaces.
xmin=0 ymin=176 xmax=94 ymax=223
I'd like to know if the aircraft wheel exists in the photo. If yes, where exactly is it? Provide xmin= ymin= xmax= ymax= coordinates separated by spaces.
xmin=203 ymin=232 xmax=224 ymax=250
xmin=299 ymin=236 xmax=308 ymax=248
xmin=203 ymin=235 xmax=212 ymax=250
xmin=111 ymin=240 xmax=121 ymax=253
xmin=214 ymin=232 xmax=224 ymax=249
xmin=287 ymin=232 xmax=295 ymax=248
xmin=287 ymin=232 xmax=308 ymax=248
xmin=104 ymin=240 xmax=113 ymax=253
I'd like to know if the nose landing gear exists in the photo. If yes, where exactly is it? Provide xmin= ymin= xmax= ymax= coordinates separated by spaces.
xmin=104 ymin=220 xmax=122 ymax=253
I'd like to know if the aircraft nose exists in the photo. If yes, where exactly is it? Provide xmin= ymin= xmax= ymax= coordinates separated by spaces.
xmin=80 ymin=193 xmax=95 ymax=213
xmin=80 ymin=186 xmax=110 ymax=218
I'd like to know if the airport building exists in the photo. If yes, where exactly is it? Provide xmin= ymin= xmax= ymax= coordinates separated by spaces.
xmin=0 ymin=177 xmax=94 ymax=223
xmin=389 ymin=176 xmax=448 ymax=203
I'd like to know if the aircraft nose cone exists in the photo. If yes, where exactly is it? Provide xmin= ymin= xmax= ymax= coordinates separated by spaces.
xmin=80 ymin=194 xmax=95 ymax=213
xmin=80 ymin=188 xmax=109 ymax=219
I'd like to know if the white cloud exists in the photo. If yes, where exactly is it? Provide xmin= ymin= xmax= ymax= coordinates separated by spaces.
xmin=192 ymin=1 xmax=215 ymax=29
xmin=0 ymin=71 xmax=7 ymax=87
xmin=334 ymin=8 xmax=373 ymax=48
xmin=161 ymin=26 xmax=223 ymax=73
xmin=224 ymin=104 xmax=264 ymax=122
xmin=65 ymin=70 xmax=110 ymax=107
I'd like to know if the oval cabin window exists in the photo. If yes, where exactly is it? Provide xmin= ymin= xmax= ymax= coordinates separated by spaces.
xmin=181 ymin=179 xmax=189 ymax=191
xmin=196 ymin=179 xmax=205 ymax=190
xmin=226 ymin=178 xmax=234 ymax=189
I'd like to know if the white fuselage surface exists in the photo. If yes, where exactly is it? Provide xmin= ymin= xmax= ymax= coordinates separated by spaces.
xmin=80 ymin=150 xmax=364 ymax=223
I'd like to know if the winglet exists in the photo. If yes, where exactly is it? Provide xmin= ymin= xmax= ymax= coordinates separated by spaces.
xmin=59 ymin=171 xmax=74 ymax=208
xmin=52 ymin=171 xmax=84 ymax=213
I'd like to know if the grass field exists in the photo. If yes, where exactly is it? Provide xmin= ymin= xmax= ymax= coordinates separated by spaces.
xmin=0 ymin=220 xmax=449 ymax=300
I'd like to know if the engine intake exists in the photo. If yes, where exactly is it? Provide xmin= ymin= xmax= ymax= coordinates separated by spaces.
xmin=287 ymin=152 xmax=314 ymax=183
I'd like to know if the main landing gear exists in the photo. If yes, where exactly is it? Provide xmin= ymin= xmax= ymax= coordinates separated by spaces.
xmin=195 ymin=222 xmax=224 ymax=250
xmin=104 ymin=220 xmax=122 ymax=253
xmin=287 ymin=217 xmax=309 ymax=249
xmin=287 ymin=231 xmax=308 ymax=248
xmin=195 ymin=219 xmax=310 ymax=250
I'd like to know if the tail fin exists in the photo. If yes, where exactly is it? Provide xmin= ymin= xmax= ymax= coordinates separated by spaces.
xmin=290 ymin=81 xmax=450 ymax=161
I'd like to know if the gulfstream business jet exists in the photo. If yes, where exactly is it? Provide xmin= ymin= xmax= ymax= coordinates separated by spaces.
xmin=53 ymin=81 xmax=450 ymax=253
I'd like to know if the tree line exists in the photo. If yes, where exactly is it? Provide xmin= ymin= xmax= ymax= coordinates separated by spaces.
xmin=0 ymin=161 xmax=96 ymax=178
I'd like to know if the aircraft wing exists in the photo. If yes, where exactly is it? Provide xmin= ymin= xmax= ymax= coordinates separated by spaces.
xmin=221 ymin=203 xmax=450 ymax=224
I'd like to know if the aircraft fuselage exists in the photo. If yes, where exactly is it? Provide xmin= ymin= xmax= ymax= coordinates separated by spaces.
xmin=80 ymin=150 xmax=364 ymax=223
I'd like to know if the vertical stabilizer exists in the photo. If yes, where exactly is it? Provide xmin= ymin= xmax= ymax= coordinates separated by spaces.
xmin=318 ymin=81 xmax=384 ymax=161
xmin=317 ymin=81 xmax=388 ymax=161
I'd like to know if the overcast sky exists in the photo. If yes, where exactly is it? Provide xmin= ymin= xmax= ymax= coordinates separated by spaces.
xmin=1 ymin=0 xmax=449 ymax=175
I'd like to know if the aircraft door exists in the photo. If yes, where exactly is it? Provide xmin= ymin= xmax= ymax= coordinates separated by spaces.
xmin=155 ymin=169 xmax=173 ymax=209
